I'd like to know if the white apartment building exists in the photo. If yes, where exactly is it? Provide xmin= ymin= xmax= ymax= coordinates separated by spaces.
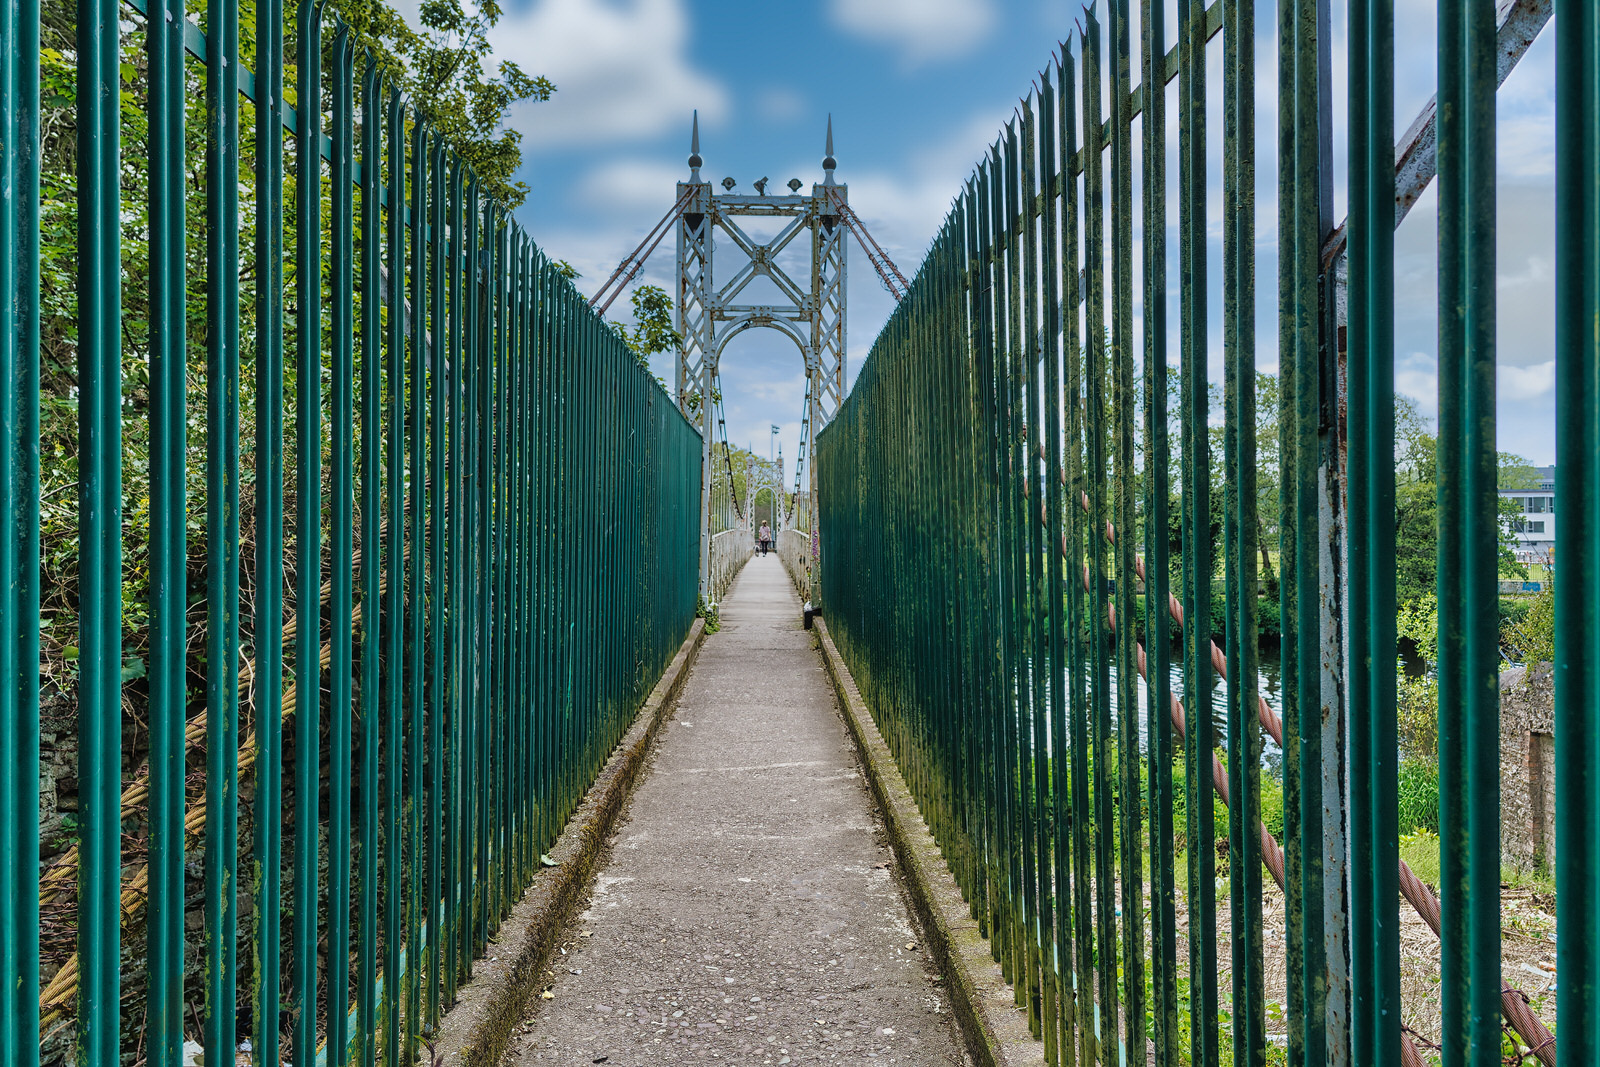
xmin=1501 ymin=464 xmax=1556 ymax=560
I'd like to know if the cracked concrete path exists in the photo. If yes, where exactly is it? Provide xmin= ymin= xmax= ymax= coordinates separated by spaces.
xmin=509 ymin=553 xmax=967 ymax=1066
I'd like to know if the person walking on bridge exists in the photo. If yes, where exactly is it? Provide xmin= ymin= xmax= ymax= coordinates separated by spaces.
xmin=758 ymin=521 xmax=773 ymax=557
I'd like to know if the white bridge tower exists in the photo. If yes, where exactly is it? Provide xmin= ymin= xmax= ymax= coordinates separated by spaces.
xmin=675 ymin=116 xmax=847 ymax=598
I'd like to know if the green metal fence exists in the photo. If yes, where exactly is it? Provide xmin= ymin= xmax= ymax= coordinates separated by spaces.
xmin=818 ymin=1 xmax=1593 ymax=1065
xmin=0 ymin=2 xmax=702 ymax=1063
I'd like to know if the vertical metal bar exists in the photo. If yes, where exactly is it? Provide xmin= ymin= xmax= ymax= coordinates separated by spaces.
xmin=1011 ymin=108 xmax=1043 ymax=1039
xmin=252 ymin=0 xmax=287 ymax=1046
xmin=488 ymin=209 xmax=506 ymax=926
xmin=445 ymin=157 xmax=464 ymax=1006
xmin=474 ymin=192 xmax=492 ymax=955
xmin=1059 ymin=46 xmax=1096 ymax=1067
xmin=983 ymin=142 xmax=1013 ymax=988
xmin=1139 ymin=1 xmax=1178 ymax=1061
xmin=292 ymin=7 xmax=325 ymax=1064
xmin=1178 ymin=0 xmax=1218 ymax=1058
xmin=492 ymin=201 xmax=504 ymax=903
xmin=1108 ymin=3 xmax=1143 ymax=1055
xmin=383 ymin=85 xmax=406 ymax=1067
xmin=1281 ymin=0 xmax=1328 ymax=1056
xmin=1437 ymin=1 xmax=1501 ymax=1063
xmin=1347 ymin=0 xmax=1400 ymax=1061
xmin=1554 ymin=3 xmax=1600 ymax=1066
xmin=77 ymin=0 xmax=122 ymax=1052
xmin=462 ymin=178 xmax=482 ymax=965
xmin=357 ymin=61 xmax=383 ymax=1067
xmin=1275 ymin=0 xmax=1305 ymax=1049
xmin=1082 ymin=18 xmax=1120 ymax=1063
xmin=427 ymin=133 xmax=447 ymax=1031
xmin=1038 ymin=71 xmax=1069 ymax=1066
xmin=0 ymin=0 xmax=42 ymax=1053
xmin=509 ymin=237 xmax=526 ymax=888
xmin=1223 ymin=0 xmax=1264 ymax=1061
xmin=201 ymin=26 xmax=241 ymax=809
xmin=406 ymin=113 xmax=428 ymax=1066
xmin=1039 ymin=63 xmax=1076 ymax=1067
xmin=327 ymin=26 xmax=356 ymax=1067
xmin=147 ymin=0 xmax=187 ymax=1058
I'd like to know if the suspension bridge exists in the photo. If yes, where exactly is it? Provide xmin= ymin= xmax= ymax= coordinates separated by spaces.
xmin=3 ymin=0 xmax=1599 ymax=1065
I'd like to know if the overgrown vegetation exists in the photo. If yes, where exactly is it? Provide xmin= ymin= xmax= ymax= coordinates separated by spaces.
xmin=32 ymin=0 xmax=550 ymax=1056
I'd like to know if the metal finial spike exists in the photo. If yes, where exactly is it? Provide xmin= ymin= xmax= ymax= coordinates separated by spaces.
xmin=822 ymin=114 xmax=838 ymax=186
xmin=688 ymin=110 xmax=704 ymax=180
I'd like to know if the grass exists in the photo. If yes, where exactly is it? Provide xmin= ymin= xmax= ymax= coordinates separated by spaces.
xmin=1399 ymin=829 xmax=1441 ymax=890
xmin=1397 ymin=828 xmax=1556 ymax=900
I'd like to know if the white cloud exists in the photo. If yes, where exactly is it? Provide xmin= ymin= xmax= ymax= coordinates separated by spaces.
xmin=1499 ymin=359 xmax=1555 ymax=401
xmin=578 ymin=157 xmax=691 ymax=212
xmin=829 ymin=0 xmax=995 ymax=66
xmin=756 ymin=88 xmax=807 ymax=124
xmin=480 ymin=0 xmax=729 ymax=149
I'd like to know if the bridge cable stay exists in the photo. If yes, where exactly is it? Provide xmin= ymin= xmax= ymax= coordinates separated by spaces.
xmin=789 ymin=378 xmax=811 ymax=527
xmin=712 ymin=372 xmax=744 ymax=525
xmin=832 ymin=200 xmax=911 ymax=301
xmin=588 ymin=185 xmax=695 ymax=316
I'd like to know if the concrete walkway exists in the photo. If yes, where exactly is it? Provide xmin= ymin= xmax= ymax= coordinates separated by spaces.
xmin=512 ymin=554 xmax=966 ymax=1066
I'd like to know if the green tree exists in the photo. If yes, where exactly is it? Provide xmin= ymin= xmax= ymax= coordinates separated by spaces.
xmin=1393 ymin=396 xmax=1530 ymax=606
xmin=611 ymin=285 xmax=682 ymax=370
xmin=322 ymin=0 xmax=554 ymax=208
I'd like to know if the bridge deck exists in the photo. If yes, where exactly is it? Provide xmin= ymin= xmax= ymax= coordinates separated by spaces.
xmin=513 ymin=555 xmax=964 ymax=1064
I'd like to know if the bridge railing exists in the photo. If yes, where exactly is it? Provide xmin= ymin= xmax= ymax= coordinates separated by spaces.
xmin=817 ymin=3 xmax=1595 ymax=1065
xmin=709 ymin=527 xmax=753 ymax=603
xmin=776 ymin=528 xmax=813 ymax=603
xmin=0 ymin=6 xmax=702 ymax=1065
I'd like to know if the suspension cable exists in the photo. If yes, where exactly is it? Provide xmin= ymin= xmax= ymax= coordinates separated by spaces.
xmin=589 ymin=186 xmax=695 ymax=316
xmin=713 ymin=372 xmax=744 ymax=524
xmin=832 ymin=199 xmax=911 ymax=301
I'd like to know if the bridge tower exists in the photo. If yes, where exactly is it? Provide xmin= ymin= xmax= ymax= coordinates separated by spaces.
xmin=675 ymin=115 xmax=847 ymax=598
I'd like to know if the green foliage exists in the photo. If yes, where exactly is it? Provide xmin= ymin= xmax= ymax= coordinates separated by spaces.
xmin=695 ymin=595 xmax=721 ymax=634
xmin=1165 ymin=753 xmax=1286 ymax=857
xmin=1396 ymin=595 xmax=1439 ymax=761
xmin=1397 ymin=669 xmax=1439 ymax=764
xmin=28 ymin=0 xmax=549 ymax=695
xmin=1502 ymin=584 xmax=1555 ymax=667
xmin=610 ymin=285 xmax=682 ymax=371
xmin=327 ymin=0 xmax=555 ymax=208
xmin=1397 ymin=760 xmax=1440 ymax=834
xmin=1394 ymin=398 xmax=1531 ymax=606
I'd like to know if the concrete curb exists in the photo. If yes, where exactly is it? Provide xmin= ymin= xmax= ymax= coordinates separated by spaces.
xmin=428 ymin=618 xmax=708 ymax=1067
xmin=813 ymin=618 xmax=1043 ymax=1067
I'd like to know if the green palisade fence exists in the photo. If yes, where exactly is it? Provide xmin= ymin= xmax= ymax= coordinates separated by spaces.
xmin=818 ymin=1 xmax=1595 ymax=1065
xmin=0 ymin=1 xmax=701 ymax=1063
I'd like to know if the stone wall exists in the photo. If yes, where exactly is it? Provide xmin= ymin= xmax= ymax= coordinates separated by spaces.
xmin=1500 ymin=663 xmax=1555 ymax=874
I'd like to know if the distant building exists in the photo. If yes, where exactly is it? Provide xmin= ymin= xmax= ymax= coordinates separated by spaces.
xmin=1501 ymin=464 xmax=1556 ymax=560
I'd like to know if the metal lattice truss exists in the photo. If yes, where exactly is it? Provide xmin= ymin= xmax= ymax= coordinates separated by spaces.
xmin=674 ymin=188 xmax=847 ymax=429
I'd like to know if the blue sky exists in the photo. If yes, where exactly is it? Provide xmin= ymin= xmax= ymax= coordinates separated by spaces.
xmin=419 ymin=0 xmax=1562 ymax=467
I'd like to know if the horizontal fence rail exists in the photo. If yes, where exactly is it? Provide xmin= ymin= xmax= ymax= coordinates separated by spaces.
xmin=817 ymin=1 xmax=1590 ymax=1065
xmin=0 ymin=2 xmax=702 ymax=1064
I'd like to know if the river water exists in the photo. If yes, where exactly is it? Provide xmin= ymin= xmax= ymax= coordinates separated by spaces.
xmin=1023 ymin=643 xmax=1285 ymax=772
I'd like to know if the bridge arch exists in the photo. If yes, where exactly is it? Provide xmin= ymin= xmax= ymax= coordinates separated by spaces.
xmin=713 ymin=315 xmax=813 ymax=369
